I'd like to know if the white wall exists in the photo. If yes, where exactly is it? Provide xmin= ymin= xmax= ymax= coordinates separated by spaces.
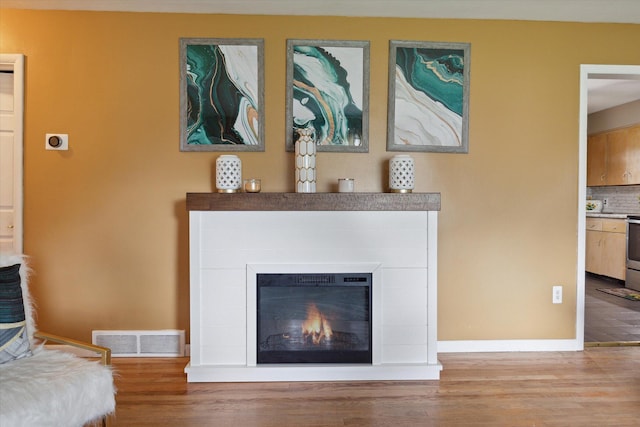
xmin=588 ymin=100 xmax=640 ymax=134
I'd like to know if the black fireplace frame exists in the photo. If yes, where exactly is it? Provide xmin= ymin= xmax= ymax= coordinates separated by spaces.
xmin=256 ymin=273 xmax=373 ymax=364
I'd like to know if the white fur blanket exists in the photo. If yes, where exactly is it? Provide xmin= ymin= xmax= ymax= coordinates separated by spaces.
xmin=0 ymin=347 xmax=115 ymax=427
xmin=0 ymin=254 xmax=115 ymax=425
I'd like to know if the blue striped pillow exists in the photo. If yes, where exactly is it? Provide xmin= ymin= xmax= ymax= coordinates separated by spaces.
xmin=0 ymin=263 xmax=31 ymax=363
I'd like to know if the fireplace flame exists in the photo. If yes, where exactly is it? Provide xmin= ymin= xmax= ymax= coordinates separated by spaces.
xmin=302 ymin=303 xmax=333 ymax=345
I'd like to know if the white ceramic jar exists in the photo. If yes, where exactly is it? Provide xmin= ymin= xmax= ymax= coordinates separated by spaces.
xmin=216 ymin=155 xmax=242 ymax=193
xmin=389 ymin=155 xmax=415 ymax=193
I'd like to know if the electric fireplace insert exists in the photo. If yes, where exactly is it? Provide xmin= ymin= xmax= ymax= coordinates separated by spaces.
xmin=256 ymin=273 xmax=372 ymax=364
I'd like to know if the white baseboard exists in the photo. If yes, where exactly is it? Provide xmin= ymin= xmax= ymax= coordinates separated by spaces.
xmin=128 ymin=340 xmax=583 ymax=361
xmin=437 ymin=339 xmax=582 ymax=353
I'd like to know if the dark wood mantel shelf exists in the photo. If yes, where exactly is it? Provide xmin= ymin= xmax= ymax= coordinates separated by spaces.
xmin=187 ymin=192 xmax=441 ymax=212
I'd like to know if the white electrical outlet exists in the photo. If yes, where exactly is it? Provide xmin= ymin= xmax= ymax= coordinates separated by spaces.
xmin=552 ymin=285 xmax=563 ymax=304
xmin=603 ymin=198 xmax=608 ymax=206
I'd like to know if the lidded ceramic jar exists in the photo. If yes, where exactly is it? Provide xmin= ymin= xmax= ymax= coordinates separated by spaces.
xmin=389 ymin=155 xmax=414 ymax=193
xmin=216 ymin=155 xmax=242 ymax=193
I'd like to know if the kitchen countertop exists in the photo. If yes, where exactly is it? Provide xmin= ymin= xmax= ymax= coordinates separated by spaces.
xmin=586 ymin=212 xmax=638 ymax=219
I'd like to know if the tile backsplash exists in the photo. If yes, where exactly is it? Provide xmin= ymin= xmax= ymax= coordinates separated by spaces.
xmin=587 ymin=185 xmax=640 ymax=213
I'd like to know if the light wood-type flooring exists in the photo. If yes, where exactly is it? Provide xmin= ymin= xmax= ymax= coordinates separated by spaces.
xmin=584 ymin=273 xmax=640 ymax=343
xmin=110 ymin=346 xmax=639 ymax=426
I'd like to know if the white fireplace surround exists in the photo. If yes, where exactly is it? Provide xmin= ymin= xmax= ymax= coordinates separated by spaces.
xmin=185 ymin=193 xmax=441 ymax=382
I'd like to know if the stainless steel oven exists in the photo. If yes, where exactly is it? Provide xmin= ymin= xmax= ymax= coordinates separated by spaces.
xmin=627 ymin=215 xmax=640 ymax=291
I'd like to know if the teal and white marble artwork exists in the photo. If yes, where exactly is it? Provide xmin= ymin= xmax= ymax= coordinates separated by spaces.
xmin=292 ymin=45 xmax=364 ymax=147
xmin=185 ymin=44 xmax=260 ymax=146
xmin=394 ymin=47 xmax=465 ymax=147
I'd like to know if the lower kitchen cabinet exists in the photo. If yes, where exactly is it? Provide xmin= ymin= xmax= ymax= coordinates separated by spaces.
xmin=585 ymin=218 xmax=626 ymax=280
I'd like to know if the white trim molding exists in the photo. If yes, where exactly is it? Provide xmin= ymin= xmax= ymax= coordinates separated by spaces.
xmin=577 ymin=64 xmax=640 ymax=350
xmin=438 ymin=339 xmax=582 ymax=353
xmin=0 ymin=53 xmax=24 ymax=254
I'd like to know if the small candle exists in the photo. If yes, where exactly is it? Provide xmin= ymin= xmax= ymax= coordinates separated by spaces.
xmin=244 ymin=179 xmax=261 ymax=193
xmin=338 ymin=178 xmax=354 ymax=193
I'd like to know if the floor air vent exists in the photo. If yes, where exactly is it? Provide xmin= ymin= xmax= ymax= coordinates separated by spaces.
xmin=92 ymin=330 xmax=185 ymax=357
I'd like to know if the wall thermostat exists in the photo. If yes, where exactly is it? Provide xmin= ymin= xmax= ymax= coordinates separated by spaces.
xmin=45 ymin=133 xmax=69 ymax=150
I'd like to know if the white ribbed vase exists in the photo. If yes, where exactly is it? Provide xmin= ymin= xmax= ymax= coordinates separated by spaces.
xmin=389 ymin=154 xmax=415 ymax=193
xmin=216 ymin=155 xmax=242 ymax=193
xmin=295 ymin=128 xmax=316 ymax=193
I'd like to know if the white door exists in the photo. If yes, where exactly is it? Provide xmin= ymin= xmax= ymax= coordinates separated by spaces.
xmin=0 ymin=54 xmax=24 ymax=254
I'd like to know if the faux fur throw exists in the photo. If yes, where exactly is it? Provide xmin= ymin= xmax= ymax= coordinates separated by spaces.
xmin=0 ymin=254 xmax=115 ymax=426
xmin=0 ymin=347 xmax=115 ymax=427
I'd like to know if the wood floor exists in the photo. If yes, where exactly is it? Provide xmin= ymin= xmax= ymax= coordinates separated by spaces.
xmin=584 ymin=273 xmax=640 ymax=343
xmin=105 ymin=274 xmax=638 ymax=426
xmin=110 ymin=347 xmax=640 ymax=426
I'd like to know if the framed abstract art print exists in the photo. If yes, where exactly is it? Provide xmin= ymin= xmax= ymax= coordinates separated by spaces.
xmin=387 ymin=40 xmax=470 ymax=153
xmin=286 ymin=39 xmax=370 ymax=153
xmin=180 ymin=38 xmax=265 ymax=152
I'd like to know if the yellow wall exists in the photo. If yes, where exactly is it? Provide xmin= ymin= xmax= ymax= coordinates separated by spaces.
xmin=1 ymin=9 xmax=639 ymax=342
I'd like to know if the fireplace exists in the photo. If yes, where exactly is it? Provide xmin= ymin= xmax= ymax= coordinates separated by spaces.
xmin=257 ymin=273 xmax=372 ymax=364
xmin=186 ymin=192 xmax=442 ymax=382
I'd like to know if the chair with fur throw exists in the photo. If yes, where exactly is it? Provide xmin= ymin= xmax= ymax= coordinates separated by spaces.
xmin=0 ymin=254 xmax=115 ymax=426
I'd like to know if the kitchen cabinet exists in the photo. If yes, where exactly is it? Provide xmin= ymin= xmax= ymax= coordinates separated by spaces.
xmin=587 ymin=133 xmax=607 ymax=186
xmin=587 ymin=124 xmax=640 ymax=186
xmin=585 ymin=218 xmax=626 ymax=280
xmin=606 ymin=126 xmax=640 ymax=185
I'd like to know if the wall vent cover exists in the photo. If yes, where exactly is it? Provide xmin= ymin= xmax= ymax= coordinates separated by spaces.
xmin=92 ymin=330 xmax=185 ymax=357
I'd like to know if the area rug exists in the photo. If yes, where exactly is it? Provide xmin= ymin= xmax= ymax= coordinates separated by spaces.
xmin=597 ymin=287 xmax=640 ymax=301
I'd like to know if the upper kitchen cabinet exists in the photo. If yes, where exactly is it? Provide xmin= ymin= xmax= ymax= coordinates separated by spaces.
xmin=587 ymin=133 xmax=607 ymax=186
xmin=607 ymin=125 xmax=640 ymax=185
xmin=587 ymin=124 xmax=640 ymax=186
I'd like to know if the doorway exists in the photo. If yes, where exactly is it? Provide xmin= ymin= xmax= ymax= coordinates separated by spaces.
xmin=578 ymin=64 xmax=640 ymax=346
xmin=0 ymin=54 xmax=24 ymax=254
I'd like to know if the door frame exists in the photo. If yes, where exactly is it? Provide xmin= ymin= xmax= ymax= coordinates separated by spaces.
xmin=577 ymin=64 xmax=640 ymax=347
xmin=0 ymin=53 xmax=24 ymax=254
